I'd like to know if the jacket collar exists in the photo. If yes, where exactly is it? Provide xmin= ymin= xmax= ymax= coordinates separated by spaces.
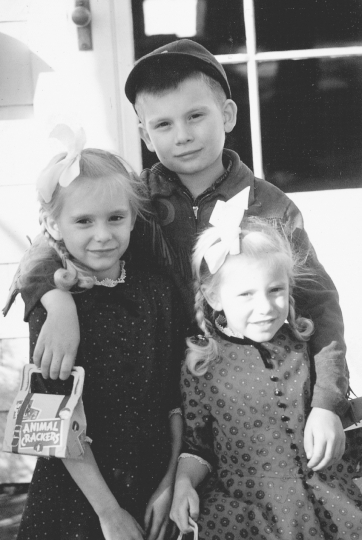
xmin=144 ymin=149 xmax=256 ymax=206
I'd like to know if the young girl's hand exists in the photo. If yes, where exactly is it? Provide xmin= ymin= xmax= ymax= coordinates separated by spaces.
xmin=99 ymin=505 xmax=145 ymax=540
xmin=144 ymin=476 xmax=174 ymax=540
xmin=169 ymin=478 xmax=200 ymax=535
xmin=34 ymin=290 xmax=80 ymax=379
xmin=304 ymin=407 xmax=346 ymax=471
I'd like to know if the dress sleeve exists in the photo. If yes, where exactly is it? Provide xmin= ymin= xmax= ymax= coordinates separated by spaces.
xmin=21 ymin=257 xmax=61 ymax=322
xmin=181 ymin=362 xmax=217 ymax=469
xmin=285 ymin=204 xmax=349 ymax=416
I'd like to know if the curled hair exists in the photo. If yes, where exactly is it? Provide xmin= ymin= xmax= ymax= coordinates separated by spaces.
xmin=21 ymin=149 xmax=147 ymax=292
xmin=187 ymin=217 xmax=314 ymax=375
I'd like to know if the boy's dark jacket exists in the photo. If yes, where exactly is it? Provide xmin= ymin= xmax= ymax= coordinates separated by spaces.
xmin=132 ymin=148 xmax=349 ymax=416
xmin=18 ymin=148 xmax=349 ymax=417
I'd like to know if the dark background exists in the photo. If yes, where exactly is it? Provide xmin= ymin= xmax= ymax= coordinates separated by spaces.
xmin=132 ymin=0 xmax=362 ymax=192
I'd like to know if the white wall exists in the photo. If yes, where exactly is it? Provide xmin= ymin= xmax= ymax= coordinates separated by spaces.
xmin=289 ymin=189 xmax=362 ymax=395
xmin=0 ymin=0 xmax=140 ymax=483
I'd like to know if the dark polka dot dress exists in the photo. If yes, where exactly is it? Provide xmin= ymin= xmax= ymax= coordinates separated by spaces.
xmin=181 ymin=324 xmax=362 ymax=540
xmin=17 ymin=270 xmax=186 ymax=540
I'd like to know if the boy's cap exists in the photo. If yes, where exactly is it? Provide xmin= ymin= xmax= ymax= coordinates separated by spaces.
xmin=125 ymin=39 xmax=231 ymax=104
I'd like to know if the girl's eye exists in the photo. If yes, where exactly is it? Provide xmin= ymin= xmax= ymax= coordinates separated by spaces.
xmin=110 ymin=215 xmax=124 ymax=222
xmin=271 ymin=287 xmax=284 ymax=294
xmin=76 ymin=218 xmax=91 ymax=225
xmin=239 ymin=292 xmax=252 ymax=298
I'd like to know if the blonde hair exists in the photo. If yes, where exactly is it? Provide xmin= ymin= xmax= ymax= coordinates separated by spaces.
xmin=22 ymin=149 xmax=147 ymax=292
xmin=187 ymin=218 xmax=314 ymax=375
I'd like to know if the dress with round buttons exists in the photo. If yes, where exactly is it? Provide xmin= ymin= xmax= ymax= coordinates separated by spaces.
xmin=181 ymin=324 xmax=362 ymax=540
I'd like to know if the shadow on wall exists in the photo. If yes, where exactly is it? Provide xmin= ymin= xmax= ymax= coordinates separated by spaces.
xmin=0 ymin=32 xmax=53 ymax=119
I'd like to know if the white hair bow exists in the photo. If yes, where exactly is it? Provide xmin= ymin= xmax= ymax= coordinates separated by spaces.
xmin=36 ymin=124 xmax=86 ymax=203
xmin=204 ymin=186 xmax=250 ymax=274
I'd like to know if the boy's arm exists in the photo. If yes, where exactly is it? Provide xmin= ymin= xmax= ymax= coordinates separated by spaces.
xmin=286 ymin=206 xmax=349 ymax=416
xmin=33 ymin=289 xmax=79 ymax=380
xmin=304 ymin=407 xmax=345 ymax=471
xmin=19 ymin=253 xmax=79 ymax=380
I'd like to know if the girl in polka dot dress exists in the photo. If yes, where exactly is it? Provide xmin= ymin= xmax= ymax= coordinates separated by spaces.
xmin=170 ymin=210 xmax=362 ymax=540
xmin=15 ymin=127 xmax=185 ymax=540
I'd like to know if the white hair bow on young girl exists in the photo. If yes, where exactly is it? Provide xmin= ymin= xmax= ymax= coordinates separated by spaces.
xmin=204 ymin=186 xmax=250 ymax=274
xmin=36 ymin=124 xmax=86 ymax=203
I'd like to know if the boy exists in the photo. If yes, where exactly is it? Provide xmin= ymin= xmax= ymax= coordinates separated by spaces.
xmin=10 ymin=39 xmax=351 ymax=470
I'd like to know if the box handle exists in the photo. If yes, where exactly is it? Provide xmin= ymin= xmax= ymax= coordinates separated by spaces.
xmin=20 ymin=364 xmax=85 ymax=399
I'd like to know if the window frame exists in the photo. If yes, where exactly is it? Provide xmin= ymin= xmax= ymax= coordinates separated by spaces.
xmin=214 ymin=0 xmax=362 ymax=179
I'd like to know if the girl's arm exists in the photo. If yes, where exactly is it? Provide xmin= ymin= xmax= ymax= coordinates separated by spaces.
xmin=144 ymin=412 xmax=183 ymax=540
xmin=63 ymin=444 xmax=144 ymax=540
xmin=170 ymin=456 xmax=209 ymax=535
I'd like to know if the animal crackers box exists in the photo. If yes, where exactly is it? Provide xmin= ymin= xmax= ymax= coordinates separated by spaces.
xmin=3 ymin=365 xmax=87 ymax=459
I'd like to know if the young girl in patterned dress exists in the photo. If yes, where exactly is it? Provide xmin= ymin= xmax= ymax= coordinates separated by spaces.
xmin=14 ymin=126 xmax=185 ymax=540
xmin=170 ymin=204 xmax=362 ymax=540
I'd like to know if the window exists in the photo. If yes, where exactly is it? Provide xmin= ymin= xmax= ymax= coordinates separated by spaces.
xmin=131 ymin=0 xmax=362 ymax=191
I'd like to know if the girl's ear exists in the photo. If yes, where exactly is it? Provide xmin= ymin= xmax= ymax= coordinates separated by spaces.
xmin=138 ymin=123 xmax=155 ymax=153
xmin=43 ymin=215 xmax=62 ymax=241
xmin=201 ymin=285 xmax=223 ymax=312
xmin=223 ymin=99 xmax=238 ymax=133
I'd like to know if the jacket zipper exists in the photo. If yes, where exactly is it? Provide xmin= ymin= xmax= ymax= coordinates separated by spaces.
xmin=181 ymin=188 xmax=214 ymax=226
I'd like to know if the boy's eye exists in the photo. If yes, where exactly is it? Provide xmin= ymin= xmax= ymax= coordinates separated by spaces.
xmin=190 ymin=113 xmax=203 ymax=120
xmin=155 ymin=121 xmax=170 ymax=129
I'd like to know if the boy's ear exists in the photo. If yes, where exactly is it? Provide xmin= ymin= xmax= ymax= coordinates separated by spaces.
xmin=223 ymin=99 xmax=238 ymax=133
xmin=43 ymin=215 xmax=62 ymax=241
xmin=201 ymin=285 xmax=222 ymax=312
xmin=138 ymin=123 xmax=155 ymax=153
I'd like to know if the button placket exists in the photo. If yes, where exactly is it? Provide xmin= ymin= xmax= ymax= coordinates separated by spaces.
xmin=270 ymin=366 xmax=302 ymax=471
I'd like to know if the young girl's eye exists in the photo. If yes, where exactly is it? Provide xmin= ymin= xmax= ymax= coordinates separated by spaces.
xmin=271 ymin=286 xmax=284 ymax=294
xmin=76 ymin=218 xmax=91 ymax=225
xmin=109 ymin=215 xmax=124 ymax=222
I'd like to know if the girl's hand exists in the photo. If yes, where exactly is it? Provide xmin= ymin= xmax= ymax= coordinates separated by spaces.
xmin=169 ymin=478 xmax=199 ymax=535
xmin=99 ymin=505 xmax=145 ymax=540
xmin=144 ymin=476 xmax=174 ymax=540
xmin=304 ymin=407 xmax=346 ymax=471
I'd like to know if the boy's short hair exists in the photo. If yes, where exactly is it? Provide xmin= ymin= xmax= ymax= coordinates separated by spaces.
xmin=125 ymin=39 xmax=231 ymax=105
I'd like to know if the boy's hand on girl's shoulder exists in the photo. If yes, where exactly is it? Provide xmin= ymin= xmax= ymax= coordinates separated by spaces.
xmin=35 ymin=289 xmax=80 ymax=380
xmin=304 ymin=407 xmax=346 ymax=471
